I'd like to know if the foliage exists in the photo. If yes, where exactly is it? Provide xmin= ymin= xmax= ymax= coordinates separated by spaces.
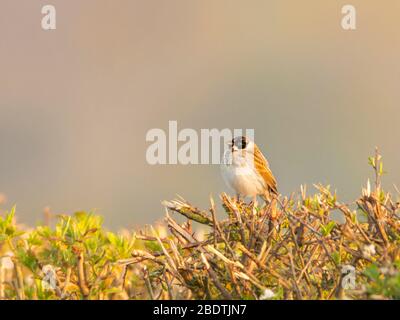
xmin=0 ymin=150 xmax=399 ymax=300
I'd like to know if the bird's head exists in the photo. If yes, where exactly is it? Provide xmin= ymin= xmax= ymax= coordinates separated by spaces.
xmin=229 ymin=136 xmax=255 ymax=153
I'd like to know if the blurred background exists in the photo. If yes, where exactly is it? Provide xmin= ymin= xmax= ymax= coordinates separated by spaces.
xmin=0 ymin=0 xmax=399 ymax=229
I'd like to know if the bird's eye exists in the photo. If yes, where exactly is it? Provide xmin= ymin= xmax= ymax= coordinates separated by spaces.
xmin=233 ymin=137 xmax=247 ymax=149
xmin=240 ymin=137 xmax=247 ymax=149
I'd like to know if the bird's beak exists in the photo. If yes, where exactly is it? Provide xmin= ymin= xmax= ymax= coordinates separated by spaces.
xmin=226 ymin=141 xmax=238 ymax=152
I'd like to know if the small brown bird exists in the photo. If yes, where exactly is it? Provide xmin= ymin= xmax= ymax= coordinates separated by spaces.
xmin=221 ymin=136 xmax=278 ymax=203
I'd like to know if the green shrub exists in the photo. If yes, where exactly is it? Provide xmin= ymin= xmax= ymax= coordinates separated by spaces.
xmin=0 ymin=150 xmax=399 ymax=300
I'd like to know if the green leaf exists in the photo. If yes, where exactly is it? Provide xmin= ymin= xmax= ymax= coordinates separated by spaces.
xmin=368 ymin=157 xmax=376 ymax=168
xmin=364 ymin=264 xmax=380 ymax=281
xmin=321 ymin=221 xmax=336 ymax=236
xmin=332 ymin=251 xmax=341 ymax=265
xmin=6 ymin=206 xmax=16 ymax=224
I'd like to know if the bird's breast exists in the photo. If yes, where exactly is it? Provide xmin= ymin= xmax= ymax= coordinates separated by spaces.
xmin=221 ymin=162 xmax=265 ymax=197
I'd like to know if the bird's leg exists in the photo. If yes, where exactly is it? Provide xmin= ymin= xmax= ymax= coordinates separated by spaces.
xmin=236 ymin=193 xmax=240 ymax=203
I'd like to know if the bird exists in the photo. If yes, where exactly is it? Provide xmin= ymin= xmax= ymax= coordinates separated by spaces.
xmin=221 ymin=136 xmax=278 ymax=204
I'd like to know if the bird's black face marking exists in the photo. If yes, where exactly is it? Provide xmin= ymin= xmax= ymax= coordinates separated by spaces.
xmin=232 ymin=136 xmax=248 ymax=151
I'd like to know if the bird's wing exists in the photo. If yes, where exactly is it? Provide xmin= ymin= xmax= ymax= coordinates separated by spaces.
xmin=253 ymin=145 xmax=278 ymax=195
